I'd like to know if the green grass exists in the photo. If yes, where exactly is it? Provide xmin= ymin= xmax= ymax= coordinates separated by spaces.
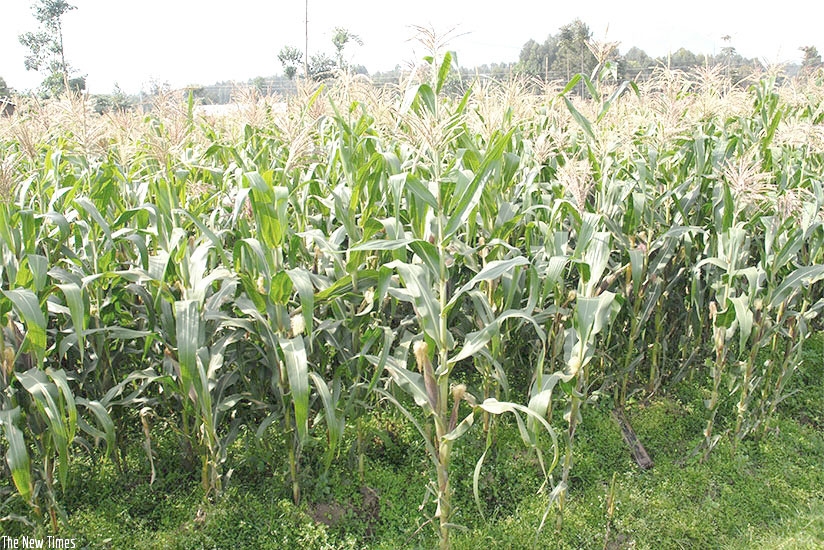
xmin=3 ymin=335 xmax=820 ymax=548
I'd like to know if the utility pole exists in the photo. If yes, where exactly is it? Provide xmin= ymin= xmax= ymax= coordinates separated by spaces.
xmin=304 ymin=0 xmax=309 ymax=78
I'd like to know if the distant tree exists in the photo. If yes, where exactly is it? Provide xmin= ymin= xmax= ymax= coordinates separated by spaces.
xmin=110 ymin=84 xmax=132 ymax=111
xmin=250 ymin=76 xmax=267 ymax=94
xmin=720 ymin=35 xmax=736 ymax=79
xmin=516 ymin=19 xmax=597 ymax=83
xmin=800 ymin=46 xmax=822 ymax=73
xmin=92 ymin=84 xmax=133 ymax=114
xmin=307 ymin=53 xmax=336 ymax=81
xmin=516 ymin=37 xmax=559 ymax=78
xmin=278 ymin=46 xmax=304 ymax=80
xmin=662 ymin=48 xmax=707 ymax=69
xmin=621 ymin=46 xmax=654 ymax=78
xmin=40 ymin=71 xmax=84 ymax=97
xmin=473 ymin=62 xmax=515 ymax=80
xmin=0 ymin=77 xmax=10 ymax=97
xmin=145 ymin=79 xmax=171 ymax=97
xmin=331 ymin=27 xmax=362 ymax=69
xmin=18 ymin=0 xmax=78 ymax=97
xmin=557 ymin=19 xmax=596 ymax=81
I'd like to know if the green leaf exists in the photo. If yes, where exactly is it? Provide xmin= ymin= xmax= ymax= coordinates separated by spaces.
xmin=56 ymin=283 xmax=86 ymax=364
xmin=314 ymin=270 xmax=380 ymax=303
xmin=350 ymin=238 xmax=411 ymax=252
xmin=0 ymin=408 xmax=32 ymax=503
xmin=376 ymin=355 xmax=432 ymax=413
xmin=76 ymin=398 xmax=115 ymax=457
xmin=728 ymin=295 xmax=754 ymax=354
xmin=473 ymin=445 xmax=489 ymax=519
xmin=2 ymin=289 xmax=47 ymax=366
xmin=770 ymin=265 xmax=824 ymax=308
xmin=408 ymin=240 xmax=441 ymax=277
xmin=563 ymin=96 xmax=595 ymax=141
xmin=574 ymin=292 xmax=616 ymax=343
xmin=386 ymin=261 xmax=444 ymax=348
xmin=444 ymin=129 xmax=514 ymax=240
xmin=279 ymin=336 xmax=310 ymax=445
xmin=75 ymin=196 xmax=113 ymax=245
xmin=175 ymin=299 xmax=209 ymax=417
xmin=17 ymin=368 xmax=76 ymax=491
xmin=417 ymin=84 xmax=436 ymax=114
xmin=436 ymin=51 xmax=455 ymax=95
xmin=449 ymin=309 xmax=544 ymax=365
xmin=447 ymin=257 xmax=529 ymax=312
xmin=443 ymin=412 xmax=474 ymax=441
xmin=309 ymin=372 xmax=344 ymax=470
xmin=271 ymin=271 xmax=293 ymax=305
xmin=404 ymin=175 xmax=438 ymax=209
xmin=27 ymin=254 xmax=48 ymax=293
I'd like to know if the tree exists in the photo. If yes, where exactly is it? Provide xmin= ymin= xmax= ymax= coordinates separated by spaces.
xmin=0 ymin=77 xmax=10 ymax=97
xmin=720 ymin=35 xmax=736 ymax=79
xmin=663 ymin=48 xmax=706 ymax=69
xmin=516 ymin=20 xmax=597 ymax=83
xmin=278 ymin=46 xmax=304 ymax=80
xmin=557 ymin=19 xmax=596 ymax=81
xmin=307 ymin=53 xmax=336 ymax=81
xmin=800 ymin=46 xmax=822 ymax=73
xmin=331 ymin=27 xmax=362 ymax=69
xmin=621 ymin=46 xmax=654 ymax=78
xmin=18 ymin=0 xmax=77 ymax=97
xmin=516 ymin=37 xmax=559 ymax=79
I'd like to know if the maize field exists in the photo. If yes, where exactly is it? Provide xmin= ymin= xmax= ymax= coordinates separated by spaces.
xmin=0 ymin=52 xmax=823 ymax=548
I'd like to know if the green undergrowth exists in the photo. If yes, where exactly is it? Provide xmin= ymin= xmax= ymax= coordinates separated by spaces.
xmin=2 ymin=335 xmax=822 ymax=548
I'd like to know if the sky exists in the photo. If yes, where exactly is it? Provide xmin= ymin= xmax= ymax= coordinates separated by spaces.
xmin=1 ymin=0 xmax=820 ymax=94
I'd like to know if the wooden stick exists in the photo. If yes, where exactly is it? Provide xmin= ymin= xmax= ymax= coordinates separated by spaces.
xmin=613 ymin=408 xmax=654 ymax=470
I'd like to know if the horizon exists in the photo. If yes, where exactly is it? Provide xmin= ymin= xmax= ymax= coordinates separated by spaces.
xmin=1 ymin=0 xmax=820 ymax=95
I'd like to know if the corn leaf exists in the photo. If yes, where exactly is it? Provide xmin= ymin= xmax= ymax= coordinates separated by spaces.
xmin=279 ymin=336 xmax=310 ymax=445
xmin=0 ymin=407 xmax=32 ymax=503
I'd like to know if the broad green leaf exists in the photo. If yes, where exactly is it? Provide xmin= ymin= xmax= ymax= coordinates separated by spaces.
xmin=386 ymin=261 xmax=444 ymax=348
xmin=17 ymin=368 xmax=75 ymax=491
xmin=575 ymin=292 xmax=617 ymax=343
xmin=56 ymin=283 xmax=86 ymax=364
xmin=404 ymin=176 xmax=438 ymax=209
xmin=279 ymin=336 xmax=310 ymax=445
xmin=2 ymin=289 xmax=47 ymax=365
xmin=770 ymin=265 xmax=824 ymax=308
xmin=563 ymin=96 xmax=595 ymax=141
xmin=76 ymin=398 xmax=115 ymax=457
xmin=417 ymin=84 xmax=436 ymax=114
xmin=728 ymin=295 xmax=754 ymax=354
xmin=271 ymin=271 xmax=293 ymax=305
xmin=27 ymin=254 xmax=48 ymax=293
xmin=449 ymin=309 xmax=544 ymax=365
xmin=442 ymin=412 xmax=474 ymax=441
xmin=447 ymin=257 xmax=529 ymax=311
xmin=350 ymin=238 xmax=410 ymax=252
xmin=375 ymin=355 xmax=432 ymax=413
xmin=0 ymin=408 xmax=32 ymax=503
xmin=444 ymin=129 xmax=514 ymax=240
xmin=408 ymin=240 xmax=441 ymax=277
xmin=175 ymin=299 xmax=207 ymax=411
xmin=309 ymin=372 xmax=344 ymax=469
xmin=436 ymin=51 xmax=452 ymax=94
xmin=75 ymin=196 xmax=113 ymax=245
xmin=314 ymin=270 xmax=380 ymax=303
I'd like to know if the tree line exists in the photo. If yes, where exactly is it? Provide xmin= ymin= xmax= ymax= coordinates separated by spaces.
xmin=2 ymin=3 xmax=823 ymax=111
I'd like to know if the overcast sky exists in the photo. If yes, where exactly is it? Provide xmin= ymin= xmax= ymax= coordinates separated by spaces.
xmin=1 ymin=0 xmax=820 ymax=94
